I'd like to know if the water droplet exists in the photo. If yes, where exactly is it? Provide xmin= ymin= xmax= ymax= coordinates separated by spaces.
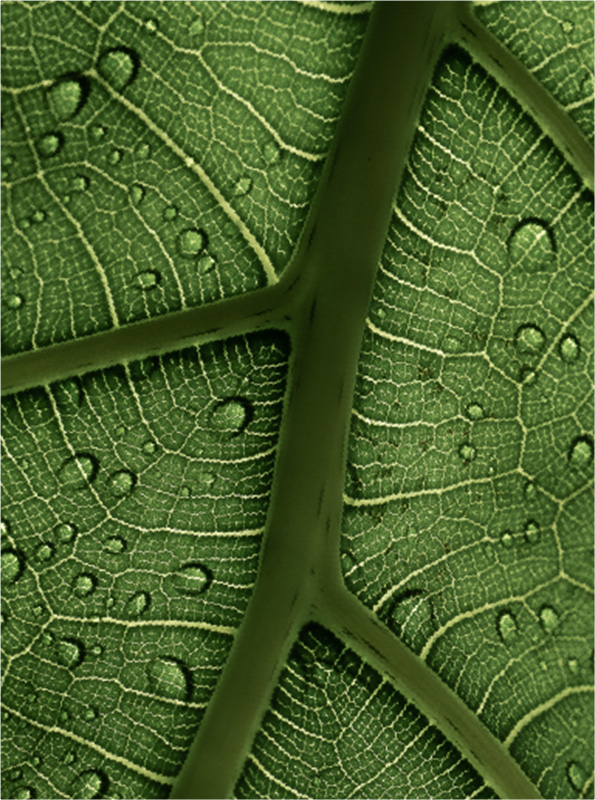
xmin=64 ymin=751 xmax=77 ymax=765
xmin=90 ymin=124 xmax=106 ymax=141
xmin=49 ymin=74 xmax=89 ymax=120
xmin=114 ymin=425 xmax=126 ymax=439
xmin=0 ymin=519 xmax=8 ymax=537
xmin=32 ymin=604 xmax=45 ymax=617
xmin=59 ymin=453 xmax=99 ymax=489
xmin=38 ymin=132 xmax=63 ymax=157
xmin=108 ymin=470 xmax=136 ymax=497
xmin=163 ymin=205 xmax=177 ymax=221
xmin=142 ymin=440 xmax=156 ymax=455
xmin=135 ymin=142 xmax=150 ymax=160
xmin=210 ymin=397 xmax=252 ymax=436
xmin=55 ymin=522 xmax=77 ymax=543
xmin=567 ymin=761 xmax=586 ymax=792
xmin=560 ymin=19 xmax=574 ymax=34
xmin=147 ymin=656 xmax=192 ymax=700
xmin=41 ymin=631 xmax=54 ymax=647
xmin=524 ymin=519 xmax=540 ymax=544
xmin=465 ymin=402 xmax=484 ymax=420
xmin=108 ymin=148 xmax=123 ymax=165
xmin=73 ymin=769 xmax=108 ymax=799
xmin=82 ymin=707 xmax=98 ymax=722
xmin=458 ymin=443 xmax=476 ymax=462
xmin=6 ymin=293 xmax=24 ymax=310
xmin=98 ymin=47 xmax=139 ymax=92
xmin=539 ymin=605 xmax=559 ymax=633
xmin=126 ymin=590 xmax=151 ymax=617
xmin=1 ymin=548 xmax=24 ymax=584
xmin=519 ymin=367 xmax=537 ymax=385
xmin=13 ymin=786 xmax=35 ymax=799
xmin=500 ymin=531 xmax=514 ymax=548
xmin=72 ymin=572 xmax=97 ymax=597
xmin=515 ymin=324 xmax=545 ymax=355
xmin=103 ymin=536 xmax=126 ymax=554
xmin=263 ymin=141 xmax=280 ymax=165
xmin=197 ymin=253 xmax=215 ymax=275
xmin=59 ymin=709 xmax=70 ymax=723
xmin=145 ymin=18 xmax=158 ymax=34
xmin=35 ymin=543 xmax=54 ymax=562
xmin=233 ymin=176 xmax=251 ymax=196
xmin=497 ymin=610 xmax=518 ymax=644
xmin=172 ymin=562 xmax=212 ymax=596
xmin=189 ymin=15 xmax=205 ymax=38
xmin=508 ymin=219 xmax=556 ymax=273
xmin=56 ymin=637 xmax=85 ymax=668
xmin=558 ymin=333 xmax=580 ymax=363
xmin=178 ymin=228 xmax=206 ymax=257
xmin=138 ymin=270 xmax=160 ymax=290
xmin=196 ymin=470 xmax=215 ymax=490
xmin=178 ymin=485 xmax=191 ymax=499
xmin=130 ymin=183 xmax=144 ymax=205
xmin=71 ymin=175 xmax=89 ymax=192
xmin=568 ymin=435 xmax=593 ymax=468
xmin=54 ymin=378 xmax=84 ymax=414
xmin=31 ymin=756 xmax=41 ymax=767
xmin=90 ymin=644 xmax=103 ymax=657
xmin=567 ymin=657 xmax=579 ymax=675
xmin=32 ymin=209 xmax=47 ymax=224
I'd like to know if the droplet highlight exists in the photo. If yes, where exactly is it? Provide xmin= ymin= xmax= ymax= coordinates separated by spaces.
xmin=55 ymin=522 xmax=77 ymax=543
xmin=524 ymin=520 xmax=540 ymax=544
xmin=567 ymin=761 xmax=586 ymax=792
xmin=138 ymin=270 xmax=160 ymax=290
xmin=2 ymin=548 xmax=24 ymax=584
xmin=6 ymin=294 xmax=24 ymax=310
xmin=500 ymin=531 xmax=514 ymax=549
xmin=465 ymin=402 xmax=484 ymax=420
xmin=458 ymin=443 xmax=476 ymax=462
xmin=103 ymin=536 xmax=126 ymax=554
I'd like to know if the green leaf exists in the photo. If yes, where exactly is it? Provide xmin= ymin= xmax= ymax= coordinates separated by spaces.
xmin=2 ymin=3 xmax=593 ymax=800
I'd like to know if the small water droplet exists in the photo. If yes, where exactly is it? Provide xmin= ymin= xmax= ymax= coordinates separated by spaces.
xmin=560 ymin=19 xmax=574 ymax=34
xmin=126 ymin=590 xmax=151 ymax=617
xmin=72 ymin=572 xmax=97 ymax=597
xmin=71 ymin=175 xmax=89 ymax=192
xmin=178 ymin=485 xmax=191 ymax=499
xmin=210 ymin=397 xmax=252 ymax=436
xmin=163 ymin=205 xmax=177 ymax=221
xmin=55 ymin=522 xmax=77 ymax=543
xmin=500 ymin=531 xmax=514 ymax=548
xmin=108 ymin=148 xmax=123 ymax=165
xmin=515 ymin=324 xmax=545 ymax=355
xmin=137 ymin=270 xmax=160 ymax=290
xmin=90 ymin=644 xmax=103 ymax=657
xmin=56 ymin=637 xmax=85 ymax=668
xmin=98 ymin=47 xmax=139 ymax=92
xmin=108 ymin=470 xmax=136 ymax=497
xmin=31 ymin=756 xmax=41 ymax=767
xmin=189 ymin=14 xmax=205 ymax=38
xmin=114 ymin=425 xmax=126 ymax=438
xmin=32 ymin=604 xmax=45 ymax=618
xmin=558 ymin=333 xmax=580 ymax=363
xmin=142 ymin=440 xmax=156 ymax=455
xmin=1 ymin=548 xmax=24 ymax=584
xmin=567 ymin=657 xmax=579 ymax=675
xmin=145 ymin=18 xmax=158 ymax=34
xmin=524 ymin=519 xmax=540 ymax=544
xmin=41 ymin=631 xmax=54 ymax=647
xmin=82 ymin=706 xmax=98 ymax=722
xmin=103 ymin=536 xmax=126 ymax=554
xmin=13 ymin=786 xmax=35 ymax=799
xmin=567 ymin=761 xmax=586 ymax=792
xmin=35 ymin=543 xmax=54 ymax=562
xmin=172 ymin=562 xmax=212 ymax=596
xmin=59 ymin=709 xmax=70 ymax=723
xmin=6 ymin=293 xmax=24 ymax=310
xmin=0 ymin=519 xmax=8 ymax=537
xmin=539 ymin=605 xmax=559 ymax=633
xmin=465 ymin=402 xmax=484 ymax=420
xmin=497 ymin=610 xmax=518 ymax=644
xmin=90 ymin=124 xmax=106 ymax=141
xmin=129 ymin=183 xmax=144 ymax=205
xmin=458 ymin=443 xmax=476 ymax=462
xmin=263 ymin=141 xmax=281 ymax=165
xmin=197 ymin=253 xmax=215 ymax=275
xmin=196 ymin=470 xmax=215 ymax=490
xmin=508 ymin=219 xmax=556 ymax=273
xmin=32 ymin=209 xmax=47 ymax=224
xmin=178 ymin=228 xmax=206 ymax=257
xmin=59 ymin=453 xmax=99 ymax=489
xmin=233 ymin=176 xmax=251 ymax=196
xmin=568 ymin=435 xmax=593 ymax=468
xmin=64 ymin=751 xmax=77 ymax=765
xmin=519 ymin=367 xmax=537 ymax=385
xmin=147 ymin=656 xmax=192 ymax=700
xmin=73 ymin=769 xmax=108 ymax=799
xmin=49 ymin=74 xmax=89 ymax=120
xmin=38 ymin=132 xmax=63 ymax=157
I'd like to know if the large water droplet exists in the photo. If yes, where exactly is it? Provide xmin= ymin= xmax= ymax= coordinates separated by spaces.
xmin=568 ymin=435 xmax=594 ymax=468
xmin=6 ymin=293 xmax=24 ymax=310
xmin=72 ymin=572 xmax=97 ymax=597
xmin=458 ymin=443 xmax=476 ymax=462
xmin=2 ymin=548 xmax=24 ymax=584
xmin=125 ymin=590 xmax=151 ymax=617
xmin=98 ymin=47 xmax=139 ymax=92
xmin=55 ymin=522 xmax=77 ymax=543
xmin=103 ymin=536 xmax=126 ymax=554
xmin=567 ymin=761 xmax=587 ymax=792
xmin=172 ymin=562 xmax=212 ymax=596
xmin=515 ymin=324 xmax=545 ymax=355
xmin=539 ymin=605 xmax=559 ymax=633
xmin=524 ymin=520 xmax=540 ymax=544
xmin=147 ymin=656 xmax=192 ymax=700
xmin=558 ymin=333 xmax=580 ymax=363
xmin=56 ymin=637 xmax=85 ymax=668
xmin=59 ymin=453 xmax=98 ymax=489
xmin=209 ymin=397 xmax=252 ymax=436
xmin=137 ymin=270 xmax=160 ymax=290
xmin=38 ymin=132 xmax=63 ymax=157
xmin=48 ymin=74 xmax=89 ymax=120
xmin=497 ymin=610 xmax=518 ymax=644
xmin=108 ymin=470 xmax=136 ymax=497
xmin=507 ymin=219 xmax=556 ymax=273
xmin=178 ymin=228 xmax=206 ymax=257
xmin=73 ymin=769 xmax=108 ymax=799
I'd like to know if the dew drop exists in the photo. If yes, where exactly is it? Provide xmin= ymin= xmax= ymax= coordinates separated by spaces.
xmin=465 ymin=402 xmax=484 ymax=420
xmin=90 ymin=124 xmax=106 ymax=141
xmin=524 ymin=519 xmax=540 ymax=544
xmin=197 ymin=253 xmax=215 ymax=275
xmin=142 ymin=440 xmax=157 ymax=455
xmin=558 ymin=333 xmax=580 ymax=363
xmin=172 ymin=562 xmax=212 ymax=596
xmin=32 ymin=604 xmax=45 ymax=618
xmin=507 ymin=219 xmax=556 ymax=273
xmin=178 ymin=485 xmax=191 ymax=499
xmin=560 ymin=19 xmax=574 ymax=34
xmin=539 ymin=605 xmax=559 ymax=633
xmin=13 ymin=786 xmax=35 ymax=799
xmin=6 ymin=293 xmax=24 ymax=310
xmin=196 ymin=470 xmax=215 ymax=490
xmin=210 ymin=397 xmax=252 ymax=436
xmin=98 ymin=47 xmax=139 ymax=92
xmin=189 ymin=15 xmax=205 ymax=38
xmin=458 ymin=443 xmax=476 ymax=462
xmin=163 ymin=205 xmax=177 ymax=221
xmin=515 ymin=324 xmax=545 ymax=355
xmin=497 ymin=610 xmax=518 ymax=644
xmin=108 ymin=148 xmax=123 ymax=165
xmin=55 ymin=522 xmax=77 ymax=543
xmin=90 ymin=644 xmax=103 ymax=657
xmin=31 ymin=756 xmax=41 ymax=767
xmin=129 ymin=183 xmax=144 ymax=206
xmin=263 ymin=141 xmax=281 ymax=165
xmin=59 ymin=453 xmax=98 ymax=489
xmin=568 ymin=435 xmax=594 ymax=468
xmin=59 ymin=710 xmax=70 ymax=723
xmin=49 ymin=74 xmax=89 ymax=120
xmin=73 ymin=769 xmax=108 ymax=799
xmin=103 ymin=536 xmax=126 ymax=554
xmin=233 ymin=176 xmax=252 ymax=196
xmin=82 ymin=706 xmax=98 ymax=722
xmin=147 ymin=656 xmax=192 ymax=700
xmin=72 ymin=572 xmax=97 ymax=598
xmin=178 ymin=228 xmax=206 ymax=257
xmin=500 ymin=531 xmax=514 ymax=549
xmin=567 ymin=657 xmax=579 ymax=675
xmin=1 ymin=548 xmax=24 ymax=584
xmin=64 ymin=751 xmax=77 ymax=765
xmin=37 ymin=132 xmax=63 ymax=157
xmin=35 ymin=543 xmax=54 ymax=562
xmin=567 ymin=761 xmax=587 ymax=792
xmin=135 ymin=142 xmax=150 ymax=159
xmin=71 ymin=175 xmax=89 ymax=192
xmin=137 ymin=270 xmax=160 ymax=289
xmin=126 ymin=590 xmax=151 ymax=617
xmin=145 ymin=18 xmax=158 ymax=34
xmin=56 ymin=637 xmax=85 ymax=668
xmin=108 ymin=470 xmax=136 ymax=497
xmin=129 ymin=355 xmax=159 ymax=382
xmin=32 ymin=209 xmax=46 ymax=224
